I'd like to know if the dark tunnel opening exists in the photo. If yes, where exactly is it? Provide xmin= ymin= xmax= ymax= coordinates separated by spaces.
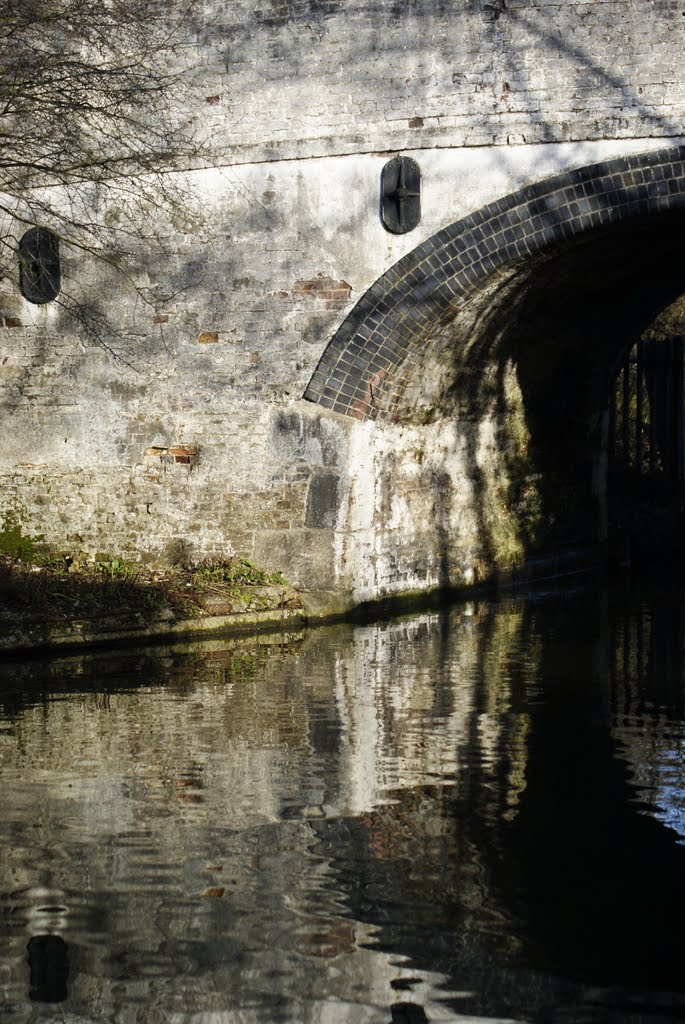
xmin=426 ymin=207 xmax=685 ymax=572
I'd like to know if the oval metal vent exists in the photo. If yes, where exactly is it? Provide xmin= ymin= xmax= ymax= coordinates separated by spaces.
xmin=19 ymin=227 xmax=61 ymax=304
xmin=381 ymin=156 xmax=421 ymax=234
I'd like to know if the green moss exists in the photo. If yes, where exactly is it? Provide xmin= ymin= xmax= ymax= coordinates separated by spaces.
xmin=0 ymin=508 xmax=44 ymax=561
xmin=482 ymin=362 xmax=544 ymax=567
xmin=193 ymin=558 xmax=288 ymax=588
xmin=94 ymin=558 xmax=136 ymax=581
xmin=642 ymin=292 xmax=685 ymax=342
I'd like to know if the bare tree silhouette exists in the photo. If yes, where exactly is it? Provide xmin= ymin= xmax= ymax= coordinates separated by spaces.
xmin=0 ymin=0 xmax=203 ymax=351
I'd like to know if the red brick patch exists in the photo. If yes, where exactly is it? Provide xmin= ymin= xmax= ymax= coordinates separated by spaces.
xmin=293 ymin=274 xmax=352 ymax=311
xmin=145 ymin=444 xmax=199 ymax=467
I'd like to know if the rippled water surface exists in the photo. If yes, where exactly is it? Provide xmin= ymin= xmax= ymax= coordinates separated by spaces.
xmin=1 ymin=584 xmax=685 ymax=1023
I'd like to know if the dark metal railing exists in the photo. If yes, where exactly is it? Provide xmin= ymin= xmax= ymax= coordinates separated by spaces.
xmin=610 ymin=337 xmax=685 ymax=484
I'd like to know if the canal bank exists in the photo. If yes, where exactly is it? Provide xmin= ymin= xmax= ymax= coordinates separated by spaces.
xmin=0 ymin=546 xmax=600 ymax=654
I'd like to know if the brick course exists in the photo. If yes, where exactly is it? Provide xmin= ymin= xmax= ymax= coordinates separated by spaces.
xmin=2 ymin=1 xmax=685 ymax=600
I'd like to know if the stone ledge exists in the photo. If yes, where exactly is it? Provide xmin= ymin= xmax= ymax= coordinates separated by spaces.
xmin=0 ymin=606 xmax=309 ymax=655
xmin=0 ymin=549 xmax=600 ymax=655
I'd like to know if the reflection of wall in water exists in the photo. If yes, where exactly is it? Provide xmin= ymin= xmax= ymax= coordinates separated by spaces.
xmin=334 ymin=606 xmax=532 ymax=820
xmin=0 ymin=609 xmax=541 ymax=1021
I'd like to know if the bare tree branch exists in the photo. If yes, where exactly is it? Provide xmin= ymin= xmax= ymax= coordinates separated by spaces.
xmin=0 ymin=0 xmax=206 ymax=351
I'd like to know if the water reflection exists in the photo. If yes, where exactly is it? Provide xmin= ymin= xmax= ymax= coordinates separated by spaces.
xmin=0 ymin=586 xmax=684 ymax=1022
xmin=27 ymin=935 xmax=69 ymax=1004
xmin=389 ymin=1005 xmax=429 ymax=1023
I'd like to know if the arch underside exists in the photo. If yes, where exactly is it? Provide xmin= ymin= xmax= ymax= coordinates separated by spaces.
xmin=304 ymin=145 xmax=685 ymax=422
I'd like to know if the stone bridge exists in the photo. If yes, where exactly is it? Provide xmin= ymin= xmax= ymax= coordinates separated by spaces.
xmin=2 ymin=0 xmax=685 ymax=611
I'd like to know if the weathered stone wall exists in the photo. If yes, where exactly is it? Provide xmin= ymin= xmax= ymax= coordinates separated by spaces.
xmin=2 ymin=1 xmax=685 ymax=604
xmin=194 ymin=0 xmax=685 ymax=161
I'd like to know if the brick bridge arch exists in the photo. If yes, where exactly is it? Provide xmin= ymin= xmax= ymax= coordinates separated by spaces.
xmin=304 ymin=145 xmax=685 ymax=422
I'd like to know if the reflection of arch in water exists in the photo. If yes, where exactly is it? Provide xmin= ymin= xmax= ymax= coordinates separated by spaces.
xmin=609 ymin=587 xmax=685 ymax=842
xmin=331 ymin=593 xmax=685 ymax=1017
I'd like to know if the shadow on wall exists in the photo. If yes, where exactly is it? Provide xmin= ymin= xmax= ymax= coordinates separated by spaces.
xmin=210 ymin=0 xmax=684 ymax=157
xmin=301 ymin=0 xmax=685 ymax=590
xmin=367 ymin=208 xmax=685 ymax=586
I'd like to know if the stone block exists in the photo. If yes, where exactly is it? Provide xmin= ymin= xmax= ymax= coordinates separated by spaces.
xmin=253 ymin=529 xmax=337 ymax=590
xmin=305 ymin=472 xmax=343 ymax=529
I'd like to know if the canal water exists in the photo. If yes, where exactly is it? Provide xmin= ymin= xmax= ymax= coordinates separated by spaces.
xmin=1 ymin=582 xmax=684 ymax=1023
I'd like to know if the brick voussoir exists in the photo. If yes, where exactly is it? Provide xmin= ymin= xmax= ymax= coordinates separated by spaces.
xmin=304 ymin=145 xmax=685 ymax=421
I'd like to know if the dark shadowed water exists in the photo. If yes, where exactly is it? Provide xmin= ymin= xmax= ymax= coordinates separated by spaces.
xmin=1 ymin=582 xmax=684 ymax=1023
